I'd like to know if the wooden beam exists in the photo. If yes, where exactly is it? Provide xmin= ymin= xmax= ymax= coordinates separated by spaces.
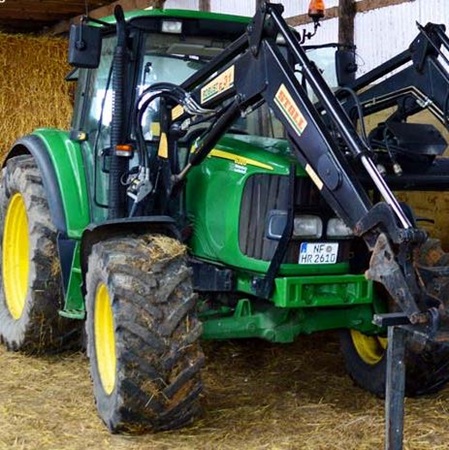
xmin=0 ymin=0 xmax=113 ymax=18
xmin=0 ymin=19 xmax=55 ymax=33
xmin=0 ymin=11 xmax=72 ymax=22
xmin=49 ymin=0 xmax=165 ymax=35
xmin=338 ymin=0 xmax=356 ymax=46
xmin=287 ymin=6 xmax=338 ymax=27
xmin=287 ymin=0 xmax=416 ymax=27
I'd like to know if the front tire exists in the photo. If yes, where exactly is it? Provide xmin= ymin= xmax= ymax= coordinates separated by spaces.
xmin=85 ymin=234 xmax=204 ymax=433
xmin=0 ymin=155 xmax=79 ymax=353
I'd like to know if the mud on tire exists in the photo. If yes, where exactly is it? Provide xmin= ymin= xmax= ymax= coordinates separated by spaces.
xmin=85 ymin=234 xmax=204 ymax=433
xmin=0 ymin=155 xmax=81 ymax=353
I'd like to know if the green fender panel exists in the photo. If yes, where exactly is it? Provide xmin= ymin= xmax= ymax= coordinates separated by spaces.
xmin=5 ymin=129 xmax=90 ymax=317
xmin=8 ymin=129 xmax=90 ymax=239
xmin=33 ymin=129 xmax=90 ymax=238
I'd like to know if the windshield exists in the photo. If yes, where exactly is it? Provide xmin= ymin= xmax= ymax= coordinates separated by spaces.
xmin=137 ymin=32 xmax=287 ymax=140
xmin=305 ymin=45 xmax=340 ymax=90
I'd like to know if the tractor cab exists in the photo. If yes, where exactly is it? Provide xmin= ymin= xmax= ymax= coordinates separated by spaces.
xmin=69 ymin=9 xmax=250 ymax=221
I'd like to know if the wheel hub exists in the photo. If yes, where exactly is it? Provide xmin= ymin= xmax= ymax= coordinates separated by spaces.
xmin=95 ymin=283 xmax=117 ymax=395
xmin=350 ymin=329 xmax=388 ymax=365
xmin=2 ymin=193 xmax=29 ymax=320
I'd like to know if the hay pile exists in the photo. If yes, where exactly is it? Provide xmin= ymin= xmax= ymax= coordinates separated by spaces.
xmin=0 ymin=33 xmax=72 ymax=161
xmin=0 ymin=332 xmax=448 ymax=449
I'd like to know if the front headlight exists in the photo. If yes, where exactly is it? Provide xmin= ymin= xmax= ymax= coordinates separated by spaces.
xmin=327 ymin=217 xmax=353 ymax=237
xmin=293 ymin=215 xmax=323 ymax=238
xmin=266 ymin=212 xmax=323 ymax=239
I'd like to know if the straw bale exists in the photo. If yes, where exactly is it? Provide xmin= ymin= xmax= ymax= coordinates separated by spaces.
xmin=0 ymin=33 xmax=72 ymax=162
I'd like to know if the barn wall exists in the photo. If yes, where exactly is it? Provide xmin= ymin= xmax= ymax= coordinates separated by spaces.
xmin=355 ymin=0 xmax=449 ymax=75
xmin=209 ymin=0 xmax=255 ymax=16
xmin=164 ymin=0 xmax=448 ymax=76
xmin=164 ymin=0 xmax=199 ymax=10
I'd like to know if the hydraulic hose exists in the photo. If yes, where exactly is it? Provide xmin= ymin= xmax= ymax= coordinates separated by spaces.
xmin=108 ymin=6 xmax=128 ymax=219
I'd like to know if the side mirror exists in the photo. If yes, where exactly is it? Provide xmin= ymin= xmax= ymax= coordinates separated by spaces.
xmin=336 ymin=47 xmax=357 ymax=86
xmin=68 ymin=24 xmax=102 ymax=68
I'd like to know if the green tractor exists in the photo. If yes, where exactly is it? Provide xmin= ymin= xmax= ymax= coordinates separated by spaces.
xmin=2 ymin=2 xmax=449 ymax=434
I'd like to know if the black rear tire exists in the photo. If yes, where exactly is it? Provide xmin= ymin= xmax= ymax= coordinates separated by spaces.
xmin=0 ymin=155 xmax=81 ymax=353
xmin=341 ymin=237 xmax=449 ymax=397
xmin=85 ymin=234 xmax=204 ymax=433
xmin=340 ymin=329 xmax=449 ymax=397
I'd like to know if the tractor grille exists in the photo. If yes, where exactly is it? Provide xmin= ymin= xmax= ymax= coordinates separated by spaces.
xmin=238 ymin=173 xmax=351 ymax=263
xmin=239 ymin=174 xmax=289 ymax=261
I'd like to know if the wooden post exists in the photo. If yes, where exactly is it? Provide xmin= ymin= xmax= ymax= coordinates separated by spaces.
xmin=338 ymin=0 xmax=356 ymax=46
xmin=199 ymin=0 xmax=210 ymax=12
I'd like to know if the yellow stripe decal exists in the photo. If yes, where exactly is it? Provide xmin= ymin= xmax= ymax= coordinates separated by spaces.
xmin=201 ymin=66 xmax=235 ymax=104
xmin=151 ymin=121 xmax=160 ymax=137
xmin=305 ymin=164 xmax=323 ymax=190
xmin=158 ymin=132 xmax=168 ymax=158
xmin=209 ymin=149 xmax=274 ymax=171
xmin=171 ymin=105 xmax=184 ymax=121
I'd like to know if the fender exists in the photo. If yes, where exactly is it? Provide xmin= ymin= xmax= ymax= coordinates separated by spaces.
xmin=5 ymin=129 xmax=90 ymax=239
xmin=5 ymin=131 xmax=91 ymax=314
xmin=61 ymin=217 xmax=180 ymax=318
xmin=80 ymin=216 xmax=180 ymax=278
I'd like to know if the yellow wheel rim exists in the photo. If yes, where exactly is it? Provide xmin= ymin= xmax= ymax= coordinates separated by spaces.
xmin=2 ymin=193 xmax=29 ymax=320
xmin=350 ymin=329 xmax=388 ymax=365
xmin=95 ymin=283 xmax=117 ymax=395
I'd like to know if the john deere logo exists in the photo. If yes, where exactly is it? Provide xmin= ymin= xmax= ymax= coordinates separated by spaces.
xmin=274 ymin=84 xmax=308 ymax=136
xmin=201 ymin=66 xmax=235 ymax=104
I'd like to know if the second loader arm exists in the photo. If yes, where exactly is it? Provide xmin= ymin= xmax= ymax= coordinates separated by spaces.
xmin=347 ymin=22 xmax=449 ymax=126
xmin=137 ymin=3 xmax=443 ymax=327
xmin=341 ymin=22 xmax=449 ymax=186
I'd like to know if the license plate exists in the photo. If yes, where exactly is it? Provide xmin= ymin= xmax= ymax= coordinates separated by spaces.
xmin=299 ymin=242 xmax=339 ymax=264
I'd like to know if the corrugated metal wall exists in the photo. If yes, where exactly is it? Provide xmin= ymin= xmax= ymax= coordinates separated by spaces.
xmin=164 ymin=0 xmax=199 ymax=10
xmin=163 ymin=0 xmax=338 ymax=44
xmin=164 ymin=0 xmax=448 ymax=75
xmin=355 ymin=0 xmax=449 ymax=75
xmin=163 ymin=0 xmax=337 ymax=17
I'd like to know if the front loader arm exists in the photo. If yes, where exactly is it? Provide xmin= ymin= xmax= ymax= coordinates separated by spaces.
xmin=148 ymin=3 xmax=435 ymax=323
xmin=345 ymin=22 xmax=449 ymax=126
